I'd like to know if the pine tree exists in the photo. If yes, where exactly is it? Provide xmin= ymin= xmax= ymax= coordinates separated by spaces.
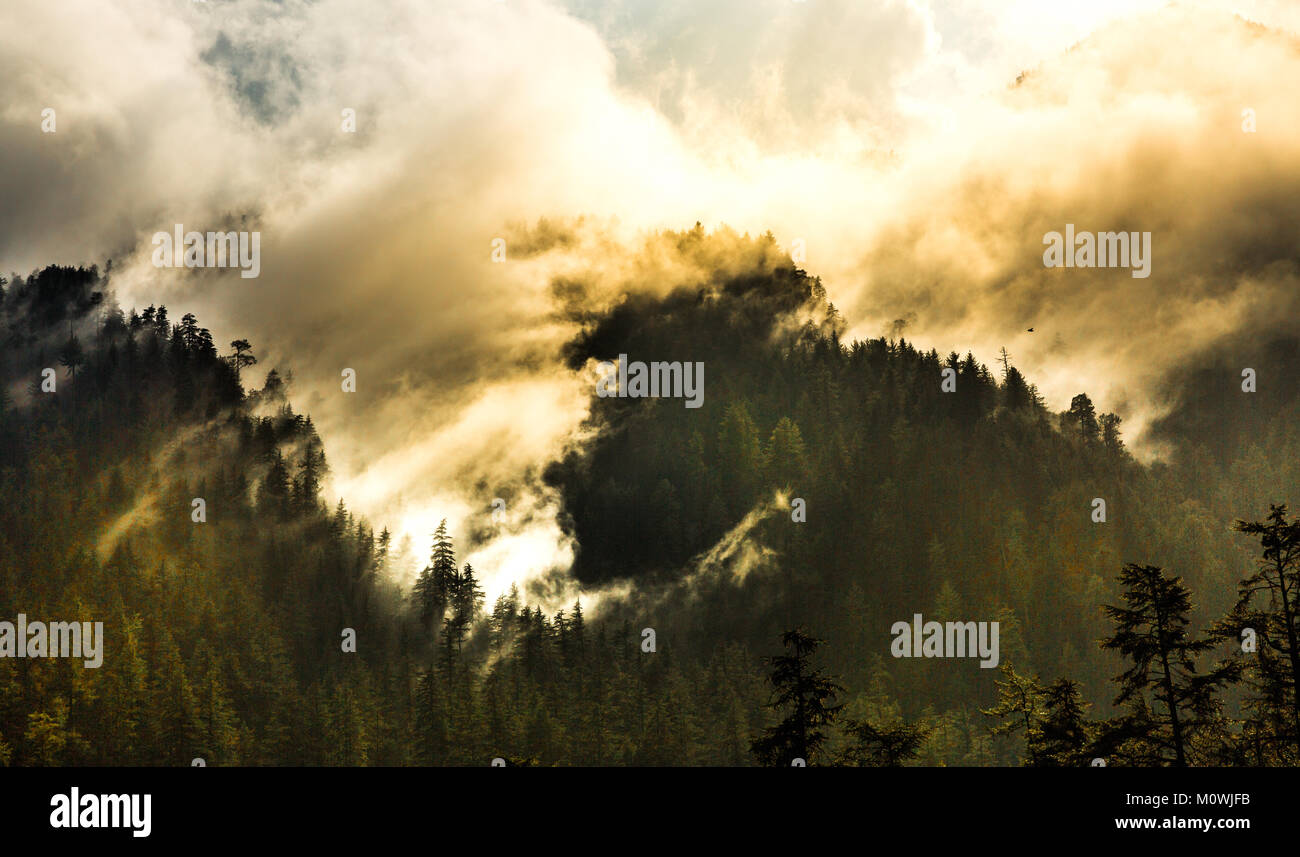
xmin=750 ymin=628 xmax=844 ymax=766
xmin=228 ymin=339 xmax=257 ymax=381
xmin=1216 ymin=505 xmax=1300 ymax=762
xmin=1003 ymin=365 xmax=1034 ymax=410
xmin=1101 ymin=563 xmax=1239 ymax=766
xmin=839 ymin=716 xmax=929 ymax=766
xmin=1068 ymin=393 xmax=1099 ymax=443
xmin=258 ymin=450 xmax=291 ymax=518
xmin=764 ymin=416 xmax=808 ymax=487
xmin=454 ymin=564 xmax=485 ymax=626
xmin=1100 ymin=412 xmax=1124 ymax=453
xmin=569 ymin=599 xmax=586 ymax=666
xmin=982 ymin=664 xmax=1048 ymax=765
xmin=414 ymin=520 xmax=457 ymax=632
xmin=295 ymin=441 xmax=325 ymax=514
xmin=431 ymin=520 xmax=457 ymax=594
xmin=58 ymin=329 xmax=85 ymax=381
xmin=1037 ymin=678 xmax=1091 ymax=766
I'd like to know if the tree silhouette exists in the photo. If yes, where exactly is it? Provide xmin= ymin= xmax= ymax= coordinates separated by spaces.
xmin=414 ymin=520 xmax=457 ymax=632
xmin=750 ymin=628 xmax=843 ymax=766
xmin=839 ymin=716 xmax=929 ymax=767
xmin=1215 ymin=505 xmax=1300 ymax=762
xmin=1067 ymin=393 xmax=1099 ymax=443
xmin=1037 ymin=678 xmax=1092 ymax=766
xmin=1100 ymin=412 xmax=1124 ymax=453
xmin=228 ymin=339 xmax=257 ymax=381
xmin=1101 ymin=564 xmax=1238 ymax=766
xmin=983 ymin=664 xmax=1048 ymax=765
xmin=58 ymin=329 xmax=85 ymax=380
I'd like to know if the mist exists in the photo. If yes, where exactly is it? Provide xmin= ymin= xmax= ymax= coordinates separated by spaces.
xmin=4 ymin=0 xmax=1300 ymax=604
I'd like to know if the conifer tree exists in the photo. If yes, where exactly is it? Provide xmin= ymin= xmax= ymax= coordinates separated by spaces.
xmin=764 ymin=416 xmax=808 ymax=486
xmin=1068 ymin=393 xmax=1100 ymax=443
xmin=58 ymin=330 xmax=85 ymax=381
xmin=414 ymin=520 xmax=457 ymax=632
xmin=1037 ymin=678 xmax=1091 ymax=766
xmin=1216 ymin=505 xmax=1300 ymax=762
xmin=1101 ymin=563 xmax=1239 ymax=766
xmin=982 ymin=664 xmax=1048 ymax=765
xmin=750 ymin=628 xmax=843 ymax=766
xmin=839 ymin=716 xmax=929 ymax=766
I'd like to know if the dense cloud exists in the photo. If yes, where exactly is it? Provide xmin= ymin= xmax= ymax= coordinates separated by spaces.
xmin=845 ymin=7 xmax=1300 ymax=446
xmin=3 ymin=0 xmax=1299 ymax=602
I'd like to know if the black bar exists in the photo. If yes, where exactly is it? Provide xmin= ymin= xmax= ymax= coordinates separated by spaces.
xmin=0 ymin=766 xmax=1280 ymax=845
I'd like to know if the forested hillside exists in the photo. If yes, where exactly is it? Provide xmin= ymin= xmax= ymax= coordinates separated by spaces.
xmin=0 ymin=264 xmax=769 ymax=765
xmin=2 ymin=233 xmax=1297 ymax=765
xmin=549 ymin=228 xmax=1299 ymax=761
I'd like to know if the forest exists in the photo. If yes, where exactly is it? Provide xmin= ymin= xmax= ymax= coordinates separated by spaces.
xmin=1 ymin=228 xmax=1297 ymax=765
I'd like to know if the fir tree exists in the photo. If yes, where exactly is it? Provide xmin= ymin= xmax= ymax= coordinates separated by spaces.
xmin=1101 ymin=564 xmax=1239 ymax=766
xmin=750 ymin=628 xmax=844 ymax=766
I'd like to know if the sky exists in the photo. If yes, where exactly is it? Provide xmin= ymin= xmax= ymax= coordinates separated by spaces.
xmin=3 ymin=0 xmax=1299 ymax=604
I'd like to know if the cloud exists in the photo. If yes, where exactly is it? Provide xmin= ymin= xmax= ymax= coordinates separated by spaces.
xmin=561 ymin=0 xmax=939 ymax=152
xmin=0 ymin=0 xmax=661 ymax=600
xmin=4 ymin=0 xmax=1300 ymax=601
xmin=844 ymin=6 xmax=1300 ymax=447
